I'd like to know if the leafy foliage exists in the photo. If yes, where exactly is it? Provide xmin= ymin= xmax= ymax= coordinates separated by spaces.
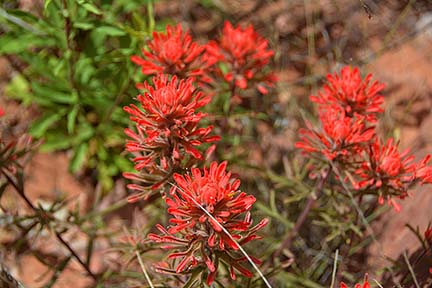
xmin=1 ymin=0 xmax=157 ymax=189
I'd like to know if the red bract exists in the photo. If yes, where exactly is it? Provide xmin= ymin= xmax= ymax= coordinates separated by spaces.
xmin=295 ymin=108 xmax=375 ymax=161
xmin=425 ymin=227 xmax=432 ymax=243
xmin=340 ymin=274 xmax=370 ymax=288
xmin=148 ymin=161 xmax=267 ymax=284
xmin=206 ymin=21 xmax=276 ymax=95
xmin=131 ymin=24 xmax=211 ymax=84
xmin=310 ymin=66 xmax=385 ymax=123
xmin=123 ymin=75 xmax=220 ymax=197
xmin=416 ymin=155 xmax=432 ymax=184
xmin=353 ymin=138 xmax=432 ymax=211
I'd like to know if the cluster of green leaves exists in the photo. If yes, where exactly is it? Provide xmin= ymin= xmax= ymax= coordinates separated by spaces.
xmin=0 ymin=0 xmax=157 ymax=189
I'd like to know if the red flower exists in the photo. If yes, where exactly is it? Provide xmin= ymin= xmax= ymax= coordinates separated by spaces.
xmin=340 ymin=274 xmax=370 ymax=288
xmin=310 ymin=66 xmax=385 ymax=123
xmin=148 ymin=161 xmax=268 ymax=284
xmin=353 ymin=138 xmax=431 ymax=211
xmin=131 ymin=24 xmax=211 ymax=84
xmin=415 ymin=155 xmax=432 ymax=184
xmin=206 ymin=21 xmax=276 ymax=94
xmin=123 ymin=75 xmax=220 ymax=196
xmin=295 ymin=108 xmax=375 ymax=161
xmin=0 ymin=106 xmax=4 ymax=117
xmin=425 ymin=227 xmax=432 ymax=243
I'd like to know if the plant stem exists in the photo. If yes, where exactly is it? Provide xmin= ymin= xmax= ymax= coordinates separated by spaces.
xmin=329 ymin=162 xmax=403 ymax=288
xmin=402 ymin=250 xmax=421 ymax=288
xmin=272 ymin=166 xmax=331 ymax=260
xmin=136 ymin=250 xmax=155 ymax=288
xmin=2 ymin=171 xmax=98 ymax=282
xmin=330 ymin=249 xmax=339 ymax=288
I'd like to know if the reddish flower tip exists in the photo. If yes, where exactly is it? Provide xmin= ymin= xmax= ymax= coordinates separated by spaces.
xmin=296 ymin=108 xmax=374 ymax=162
xmin=425 ymin=226 xmax=432 ymax=242
xmin=206 ymin=21 xmax=276 ymax=94
xmin=131 ymin=24 xmax=211 ymax=84
xmin=340 ymin=274 xmax=370 ymax=288
xmin=311 ymin=66 xmax=385 ymax=122
xmin=123 ymin=74 xmax=219 ymax=185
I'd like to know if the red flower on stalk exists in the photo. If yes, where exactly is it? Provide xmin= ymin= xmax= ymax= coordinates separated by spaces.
xmin=148 ymin=161 xmax=268 ymax=284
xmin=295 ymin=108 xmax=375 ymax=161
xmin=206 ymin=21 xmax=276 ymax=95
xmin=310 ymin=66 xmax=385 ymax=123
xmin=131 ymin=24 xmax=211 ymax=84
xmin=123 ymin=75 xmax=220 ymax=198
xmin=340 ymin=274 xmax=370 ymax=288
xmin=353 ymin=138 xmax=432 ymax=211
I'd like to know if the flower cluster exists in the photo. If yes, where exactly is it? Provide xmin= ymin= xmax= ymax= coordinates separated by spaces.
xmin=125 ymin=22 xmax=270 ymax=285
xmin=123 ymin=75 xmax=220 ymax=198
xmin=206 ymin=21 xmax=277 ymax=96
xmin=296 ymin=66 xmax=432 ymax=211
xmin=130 ymin=21 xmax=277 ymax=98
xmin=295 ymin=108 xmax=374 ymax=161
xmin=352 ymin=138 xmax=431 ymax=211
xmin=148 ymin=161 xmax=267 ymax=285
xmin=131 ymin=24 xmax=211 ymax=84
xmin=296 ymin=66 xmax=382 ymax=164
xmin=340 ymin=274 xmax=370 ymax=288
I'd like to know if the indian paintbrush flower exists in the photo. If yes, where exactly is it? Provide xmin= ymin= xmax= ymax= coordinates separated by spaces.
xmin=295 ymin=107 xmax=375 ymax=162
xmin=353 ymin=138 xmax=432 ymax=211
xmin=206 ymin=21 xmax=276 ymax=96
xmin=123 ymin=74 xmax=220 ymax=199
xmin=131 ymin=24 xmax=212 ymax=84
xmin=310 ymin=66 xmax=385 ymax=123
xmin=148 ymin=161 xmax=267 ymax=284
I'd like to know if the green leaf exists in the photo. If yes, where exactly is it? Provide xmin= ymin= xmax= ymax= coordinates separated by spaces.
xmin=94 ymin=25 xmax=126 ymax=36
xmin=67 ymin=105 xmax=79 ymax=134
xmin=31 ymin=83 xmax=73 ymax=105
xmin=98 ymin=164 xmax=114 ymax=191
xmin=44 ymin=0 xmax=53 ymax=10
xmin=255 ymin=201 xmax=292 ymax=228
xmin=81 ymin=3 xmax=102 ymax=15
xmin=75 ymin=57 xmax=96 ymax=84
xmin=113 ymin=155 xmax=133 ymax=172
xmin=0 ymin=34 xmax=53 ymax=54
xmin=147 ymin=1 xmax=155 ymax=33
xmin=29 ymin=112 xmax=64 ymax=138
xmin=73 ymin=21 xmax=94 ymax=30
xmin=40 ymin=135 xmax=72 ymax=152
xmin=70 ymin=143 xmax=88 ymax=172
xmin=73 ymin=123 xmax=94 ymax=143
xmin=4 ymin=74 xmax=32 ymax=105
xmin=131 ymin=11 xmax=146 ymax=32
xmin=5 ymin=9 xmax=40 ymax=23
